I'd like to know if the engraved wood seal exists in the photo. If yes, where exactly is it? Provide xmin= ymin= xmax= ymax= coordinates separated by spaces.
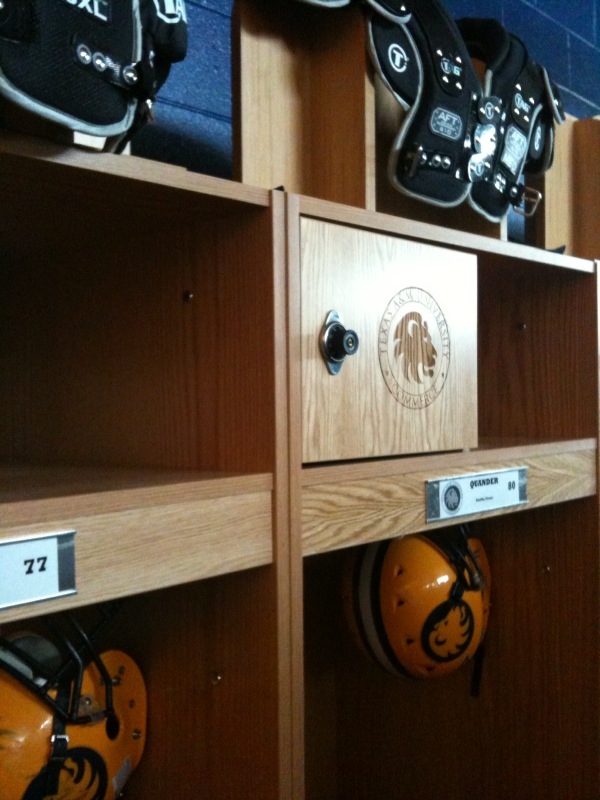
xmin=378 ymin=287 xmax=450 ymax=409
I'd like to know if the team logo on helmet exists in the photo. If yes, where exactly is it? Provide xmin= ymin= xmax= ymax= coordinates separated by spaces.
xmin=421 ymin=598 xmax=475 ymax=663
xmin=152 ymin=0 xmax=187 ymax=23
xmin=22 ymin=747 xmax=108 ymax=800
xmin=379 ymin=287 xmax=450 ymax=409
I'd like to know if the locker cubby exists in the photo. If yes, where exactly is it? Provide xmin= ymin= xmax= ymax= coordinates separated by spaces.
xmin=302 ymin=498 xmax=600 ymax=800
xmin=0 ymin=136 xmax=290 ymax=799
xmin=0 ymin=135 xmax=285 ymax=606
xmin=478 ymin=254 xmax=597 ymax=445
xmin=288 ymin=194 xmax=597 ymax=557
xmin=288 ymin=190 xmax=599 ymax=799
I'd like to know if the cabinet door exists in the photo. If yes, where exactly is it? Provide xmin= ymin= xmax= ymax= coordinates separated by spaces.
xmin=301 ymin=218 xmax=478 ymax=462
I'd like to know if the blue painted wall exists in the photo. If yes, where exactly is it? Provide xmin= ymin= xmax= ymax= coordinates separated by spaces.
xmin=445 ymin=0 xmax=600 ymax=118
xmin=132 ymin=0 xmax=234 ymax=176
xmin=132 ymin=0 xmax=600 ymax=174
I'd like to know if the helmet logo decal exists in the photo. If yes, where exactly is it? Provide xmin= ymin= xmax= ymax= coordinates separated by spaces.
xmin=379 ymin=287 xmax=450 ymax=409
xmin=421 ymin=599 xmax=475 ymax=663
xmin=23 ymin=746 xmax=108 ymax=800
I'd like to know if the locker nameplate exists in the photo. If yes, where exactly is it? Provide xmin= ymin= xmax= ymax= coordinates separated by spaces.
xmin=426 ymin=467 xmax=528 ymax=522
xmin=0 ymin=530 xmax=76 ymax=610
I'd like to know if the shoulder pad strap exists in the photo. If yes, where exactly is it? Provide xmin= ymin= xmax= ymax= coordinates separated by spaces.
xmin=140 ymin=0 xmax=188 ymax=64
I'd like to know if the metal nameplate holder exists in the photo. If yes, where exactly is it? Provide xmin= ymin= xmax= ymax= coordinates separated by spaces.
xmin=0 ymin=530 xmax=77 ymax=610
xmin=426 ymin=467 xmax=528 ymax=522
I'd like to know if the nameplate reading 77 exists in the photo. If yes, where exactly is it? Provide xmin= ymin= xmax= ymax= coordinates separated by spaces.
xmin=0 ymin=530 xmax=76 ymax=610
xmin=426 ymin=468 xmax=528 ymax=522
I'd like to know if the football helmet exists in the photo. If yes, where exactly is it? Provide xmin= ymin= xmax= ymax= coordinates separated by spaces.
xmin=0 ymin=606 xmax=146 ymax=800
xmin=345 ymin=525 xmax=490 ymax=678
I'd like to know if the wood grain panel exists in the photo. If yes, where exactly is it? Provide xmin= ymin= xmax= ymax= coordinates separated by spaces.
xmin=0 ymin=466 xmax=270 ymax=522
xmin=573 ymin=118 xmax=600 ymax=260
xmin=0 ymin=132 xmax=270 ymax=222
xmin=233 ymin=0 xmax=375 ymax=209
xmin=101 ymin=567 xmax=282 ymax=799
xmin=478 ymin=259 xmax=597 ymax=442
xmin=527 ymin=116 xmax=576 ymax=254
xmin=0 ymin=479 xmax=272 ymax=624
xmin=0 ymin=192 xmax=276 ymax=474
xmin=302 ymin=443 xmax=596 ymax=555
xmin=300 ymin=218 xmax=478 ymax=461
xmin=303 ymin=499 xmax=600 ymax=800
xmin=297 ymin=194 xmax=593 ymax=273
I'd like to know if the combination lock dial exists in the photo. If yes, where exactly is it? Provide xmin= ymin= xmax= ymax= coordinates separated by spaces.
xmin=319 ymin=310 xmax=360 ymax=375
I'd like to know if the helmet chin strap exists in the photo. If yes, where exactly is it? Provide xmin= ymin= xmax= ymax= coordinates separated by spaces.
xmin=46 ymin=680 xmax=72 ymax=798
xmin=425 ymin=524 xmax=486 ymax=595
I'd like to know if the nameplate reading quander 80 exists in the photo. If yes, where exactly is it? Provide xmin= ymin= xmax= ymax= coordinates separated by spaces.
xmin=426 ymin=468 xmax=528 ymax=523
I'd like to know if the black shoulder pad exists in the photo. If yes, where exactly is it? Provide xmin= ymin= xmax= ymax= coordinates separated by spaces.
xmin=141 ymin=0 xmax=188 ymax=64
xmin=458 ymin=18 xmax=563 ymax=220
xmin=368 ymin=0 xmax=485 ymax=209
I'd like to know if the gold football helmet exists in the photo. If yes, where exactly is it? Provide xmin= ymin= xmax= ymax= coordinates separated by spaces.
xmin=0 ymin=607 xmax=146 ymax=800
xmin=345 ymin=525 xmax=490 ymax=678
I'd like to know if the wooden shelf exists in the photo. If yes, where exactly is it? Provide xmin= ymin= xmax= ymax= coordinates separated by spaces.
xmin=0 ymin=136 xmax=290 ymax=798
xmin=0 ymin=466 xmax=273 ymax=623
xmin=301 ymin=438 xmax=597 ymax=555
xmin=297 ymin=194 xmax=594 ymax=273
xmin=0 ymin=131 xmax=270 ymax=212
